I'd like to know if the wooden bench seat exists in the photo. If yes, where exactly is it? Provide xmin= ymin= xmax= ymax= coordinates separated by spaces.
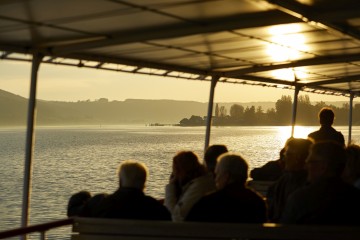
xmin=71 ymin=217 xmax=360 ymax=240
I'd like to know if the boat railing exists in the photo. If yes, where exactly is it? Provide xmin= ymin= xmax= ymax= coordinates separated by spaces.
xmin=0 ymin=218 xmax=73 ymax=240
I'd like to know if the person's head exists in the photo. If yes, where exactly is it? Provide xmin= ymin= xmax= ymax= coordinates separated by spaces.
xmin=284 ymin=138 xmax=313 ymax=171
xmin=118 ymin=160 xmax=148 ymax=190
xmin=204 ymin=144 xmax=228 ymax=174
xmin=172 ymin=151 xmax=205 ymax=185
xmin=319 ymin=107 xmax=335 ymax=126
xmin=343 ymin=144 xmax=360 ymax=184
xmin=215 ymin=153 xmax=248 ymax=189
xmin=306 ymin=141 xmax=346 ymax=183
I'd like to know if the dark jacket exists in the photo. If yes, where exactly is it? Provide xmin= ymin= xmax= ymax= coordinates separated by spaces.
xmin=308 ymin=126 xmax=345 ymax=146
xmin=267 ymin=170 xmax=308 ymax=222
xmin=68 ymin=188 xmax=171 ymax=221
xmin=281 ymin=177 xmax=360 ymax=225
xmin=186 ymin=183 xmax=267 ymax=223
xmin=250 ymin=159 xmax=284 ymax=181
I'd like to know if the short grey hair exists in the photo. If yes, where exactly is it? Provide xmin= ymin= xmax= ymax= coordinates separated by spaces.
xmin=118 ymin=160 xmax=148 ymax=190
xmin=217 ymin=153 xmax=248 ymax=185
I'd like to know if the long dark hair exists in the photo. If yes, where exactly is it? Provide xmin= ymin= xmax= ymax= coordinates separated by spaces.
xmin=172 ymin=151 xmax=206 ymax=186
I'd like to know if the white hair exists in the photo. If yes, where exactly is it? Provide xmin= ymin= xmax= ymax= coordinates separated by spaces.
xmin=118 ymin=160 xmax=148 ymax=190
xmin=217 ymin=153 xmax=248 ymax=184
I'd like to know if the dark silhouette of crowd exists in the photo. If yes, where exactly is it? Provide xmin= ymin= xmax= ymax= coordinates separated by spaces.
xmin=67 ymin=108 xmax=360 ymax=226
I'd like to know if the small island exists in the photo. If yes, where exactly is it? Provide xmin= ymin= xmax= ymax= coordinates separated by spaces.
xmin=179 ymin=95 xmax=355 ymax=126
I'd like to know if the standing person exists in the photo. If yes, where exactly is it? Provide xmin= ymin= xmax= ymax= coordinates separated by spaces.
xmin=67 ymin=160 xmax=171 ymax=220
xmin=281 ymin=141 xmax=360 ymax=225
xmin=267 ymin=138 xmax=312 ymax=222
xmin=308 ymin=107 xmax=345 ymax=146
xmin=164 ymin=151 xmax=216 ymax=222
xmin=186 ymin=153 xmax=267 ymax=223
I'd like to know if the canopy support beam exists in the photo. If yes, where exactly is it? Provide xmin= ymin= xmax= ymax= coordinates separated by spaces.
xmin=204 ymin=76 xmax=219 ymax=153
xmin=291 ymin=86 xmax=300 ymax=137
xmin=348 ymin=92 xmax=354 ymax=145
xmin=22 ymin=52 xmax=43 ymax=239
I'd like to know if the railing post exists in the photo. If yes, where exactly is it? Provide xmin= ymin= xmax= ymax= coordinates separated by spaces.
xmin=40 ymin=231 xmax=46 ymax=240
xmin=348 ymin=92 xmax=354 ymax=145
xmin=22 ymin=52 xmax=43 ymax=240
xmin=291 ymin=86 xmax=300 ymax=137
xmin=204 ymin=76 xmax=219 ymax=154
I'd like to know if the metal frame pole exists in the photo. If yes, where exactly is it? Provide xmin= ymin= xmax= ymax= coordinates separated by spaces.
xmin=22 ymin=52 xmax=43 ymax=236
xmin=291 ymin=86 xmax=300 ymax=137
xmin=204 ymin=76 xmax=219 ymax=154
xmin=348 ymin=92 xmax=354 ymax=145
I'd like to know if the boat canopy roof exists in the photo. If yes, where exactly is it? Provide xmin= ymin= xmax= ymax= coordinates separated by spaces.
xmin=1 ymin=0 xmax=360 ymax=97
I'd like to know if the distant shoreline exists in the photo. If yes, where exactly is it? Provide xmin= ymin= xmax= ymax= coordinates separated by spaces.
xmin=2 ymin=88 xmax=359 ymax=127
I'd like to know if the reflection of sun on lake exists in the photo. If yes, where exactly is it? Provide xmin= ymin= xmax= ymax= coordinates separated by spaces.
xmin=277 ymin=126 xmax=316 ymax=146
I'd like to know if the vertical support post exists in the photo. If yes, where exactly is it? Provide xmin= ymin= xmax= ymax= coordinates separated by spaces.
xmin=204 ymin=76 xmax=219 ymax=154
xmin=22 ymin=52 xmax=43 ymax=237
xmin=40 ymin=231 xmax=46 ymax=240
xmin=348 ymin=92 xmax=354 ymax=145
xmin=291 ymin=86 xmax=300 ymax=137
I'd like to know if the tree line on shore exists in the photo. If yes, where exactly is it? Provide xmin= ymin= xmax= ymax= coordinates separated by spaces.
xmin=179 ymin=95 xmax=359 ymax=126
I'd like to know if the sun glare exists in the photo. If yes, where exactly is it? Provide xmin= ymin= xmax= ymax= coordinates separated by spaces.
xmin=266 ymin=34 xmax=306 ymax=62
xmin=266 ymin=25 xmax=310 ymax=80
xmin=271 ymin=67 xmax=308 ymax=81
xmin=278 ymin=126 xmax=315 ymax=146
xmin=267 ymin=25 xmax=309 ymax=61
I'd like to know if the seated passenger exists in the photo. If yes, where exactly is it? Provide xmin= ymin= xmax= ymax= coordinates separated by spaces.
xmin=204 ymin=144 xmax=228 ymax=176
xmin=250 ymin=148 xmax=285 ymax=181
xmin=281 ymin=141 xmax=360 ymax=225
xmin=186 ymin=153 xmax=267 ymax=223
xmin=164 ymin=151 xmax=216 ymax=222
xmin=67 ymin=160 xmax=171 ymax=220
xmin=67 ymin=190 xmax=92 ymax=217
xmin=343 ymin=144 xmax=360 ymax=190
xmin=267 ymin=138 xmax=312 ymax=222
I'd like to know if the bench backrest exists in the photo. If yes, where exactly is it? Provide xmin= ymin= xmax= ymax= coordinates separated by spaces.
xmin=72 ymin=217 xmax=360 ymax=240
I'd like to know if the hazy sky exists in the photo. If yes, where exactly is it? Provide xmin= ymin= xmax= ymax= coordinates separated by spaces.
xmin=0 ymin=60 xmax=351 ymax=103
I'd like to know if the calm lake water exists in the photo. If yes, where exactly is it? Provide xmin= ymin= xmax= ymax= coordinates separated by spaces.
xmin=0 ymin=125 xmax=359 ymax=236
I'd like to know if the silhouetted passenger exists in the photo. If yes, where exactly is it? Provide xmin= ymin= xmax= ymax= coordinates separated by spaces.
xmin=67 ymin=160 xmax=171 ymax=220
xmin=164 ymin=151 xmax=216 ymax=221
xmin=308 ymin=107 xmax=345 ymax=146
xmin=343 ymin=144 xmax=360 ymax=190
xmin=186 ymin=153 xmax=267 ymax=223
xmin=250 ymin=148 xmax=285 ymax=181
xmin=281 ymin=141 xmax=360 ymax=225
xmin=204 ymin=144 xmax=228 ymax=175
xmin=67 ymin=191 xmax=92 ymax=217
xmin=267 ymin=138 xmax=312 ymax=222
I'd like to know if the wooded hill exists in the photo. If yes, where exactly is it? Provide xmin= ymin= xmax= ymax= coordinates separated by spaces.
xmin=0 ymin=89 xmax=356 ymax=126
xmin=0 ymin=89 xmax=208 ymax=126
xmin=1 ymin=89 xmax=279 ymax=126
